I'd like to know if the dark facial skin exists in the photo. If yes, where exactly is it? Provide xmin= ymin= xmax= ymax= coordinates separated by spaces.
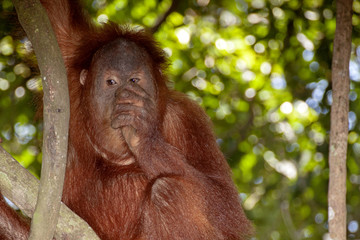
xmin=81 ymin=39 xmax=159 ymax=162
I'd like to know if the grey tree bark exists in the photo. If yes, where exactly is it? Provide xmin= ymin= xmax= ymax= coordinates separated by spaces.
xmin=11 ymin=0 xmax=70 ymax=239
xmin=328 ymin=0 xmax=353 ymax=239
xmin=0 ymin=146 xmax=100 ymax=239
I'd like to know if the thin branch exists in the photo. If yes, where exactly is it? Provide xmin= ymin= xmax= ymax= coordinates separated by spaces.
xmin=280 ymin=201 xmax=300 ymax=240
xmin=151 ymin=0 xmax=180 ymax=33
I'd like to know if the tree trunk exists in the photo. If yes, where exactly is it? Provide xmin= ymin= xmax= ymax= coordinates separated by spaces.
xmin=12 ymin=0 xmax=70 ymax=239
xmin=328 ymin=0 xmax=353 ymax=239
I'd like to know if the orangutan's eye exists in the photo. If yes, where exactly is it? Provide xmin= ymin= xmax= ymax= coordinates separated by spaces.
xmin=129 ymin=78 xmax=140 ymax=84
xmin=106 ymin=79 xmax=117 ymax=86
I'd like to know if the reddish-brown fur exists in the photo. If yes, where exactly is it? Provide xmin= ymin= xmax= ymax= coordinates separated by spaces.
xmin=0 ymin=0 xmax=252 ymax=239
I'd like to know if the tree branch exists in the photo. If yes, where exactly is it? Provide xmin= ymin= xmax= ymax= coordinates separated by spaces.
xmin=0 ymin=146 xmax=100 ymax=239
xmin=151 ymin=0 xmax=180 ymax=33
xmin=11 ymin=0 xmax=70 ymax=239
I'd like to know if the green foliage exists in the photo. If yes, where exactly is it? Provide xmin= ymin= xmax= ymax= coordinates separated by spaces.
xmin=1 ymin=0 xmax=360 ymax=239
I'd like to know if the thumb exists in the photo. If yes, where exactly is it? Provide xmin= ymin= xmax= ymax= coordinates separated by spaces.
xmin=121 ymin=126 xmax=140 ymax=150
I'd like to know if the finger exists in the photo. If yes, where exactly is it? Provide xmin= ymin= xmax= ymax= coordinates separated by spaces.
xmin=112 ymin=104 xmax=146 ymax=118
xmin=121 ymin=126 xmax=140 ymax=149
xmin=111 ymin=105 xmax=152 ymax=129
xmin=111 ymin=114 xmax=135 ymax=129
xmin=116 ymin=84 xmax=156 ymax=105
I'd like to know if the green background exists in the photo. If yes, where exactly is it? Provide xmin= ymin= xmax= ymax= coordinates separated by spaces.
xmin=1 ymin=0 xmax=360 ymax=239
